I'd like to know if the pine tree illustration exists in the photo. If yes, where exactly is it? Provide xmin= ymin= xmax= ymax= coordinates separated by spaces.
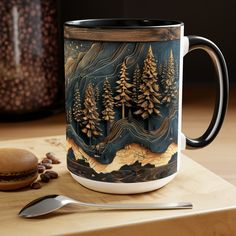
xmin=162 ymin=49 xmax=178 ymax=105
xmin=95 ymin=85 xmax=100 ymax=103
xmin=135 ymin=45 xmax=162 ymax=124
xmin=72 ymin=88 xmax=83 ymax=131
xmin=67 ymin=107 xmax=73 ymax=124
xmin=159 ymin=64 xmax=163 ymax=79
xmin=114 ymin=60 xmax=133 ymax=119
xmin=102 ymin=78 xmax=115 ymax=134
xmin=132 ymin=64 xmax=141 ymax=105
xmin=175 ymin=62 xmax=179 ymax=81
xmin=160 ymin=60 xmax=167 ymax=84
xmin=81 ymin=83 xmax=102 ymax=144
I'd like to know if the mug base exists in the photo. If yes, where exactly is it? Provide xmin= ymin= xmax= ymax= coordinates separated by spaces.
xmin=70 ymin=172 xmax=177 ymax=194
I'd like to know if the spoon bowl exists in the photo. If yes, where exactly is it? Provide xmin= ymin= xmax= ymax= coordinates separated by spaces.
xmin=19 ymin=194 xmax=193 ymax=218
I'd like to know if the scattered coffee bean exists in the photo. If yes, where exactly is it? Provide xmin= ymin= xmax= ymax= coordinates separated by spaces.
xmin=37 ymin=164 xmax=46 ymax=173
xmin=46 ymin=152 xmax=61 ymax=164
xmin=45 ymin=152 xmax=55 ymax=159
xmin=42 ymin=158 xmax=52 ymax=164
xmin=52 ymin=159 xmax=61 ymax=164
xmin=42 ymin=163 xmax=53 ymax=169
xmin=31 ymin=181 xmax=41 ymax=189
xmin=45 ymin=170 xmax=58 ymax=179
xmin=40 ymin=173 xmax=50 ymax=183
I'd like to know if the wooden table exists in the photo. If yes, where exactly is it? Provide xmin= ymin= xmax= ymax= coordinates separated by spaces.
xmin=1 ymin=135 xmax=236 ymax=236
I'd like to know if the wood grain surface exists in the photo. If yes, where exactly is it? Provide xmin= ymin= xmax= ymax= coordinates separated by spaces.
xmin=0 ymin=136 xmax=236 ymax=235
xmin=64 ymin=25 xmax=181 ymax=42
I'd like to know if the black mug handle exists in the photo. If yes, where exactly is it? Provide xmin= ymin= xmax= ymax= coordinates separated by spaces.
xmin=184 ymin=36 xmax=229 ymax=149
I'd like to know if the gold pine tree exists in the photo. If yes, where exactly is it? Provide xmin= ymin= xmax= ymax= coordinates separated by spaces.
xmin=81 ymin=83 xmax=102 ymax=143
xmin=160 ymin=61 xmax=167 ymax=83
xmin=132 ymin=64 xmax=141 ymax=105
xmin=162 ymin=49 xmax=178 ymax=104
xmin=102 ymin=78 xmax=115 ymax=134
xmin=95 ymin=85 xmax=100 ymax=103
xmin=114 ymin=61 xmax=133 ymax=119
xmin=135 ymin=45 xmax=162 ymax=120
xmin=67 ymin=107 xmax=73 ymax=124
xmin=72 ymin=88 xmax=83 ymax=129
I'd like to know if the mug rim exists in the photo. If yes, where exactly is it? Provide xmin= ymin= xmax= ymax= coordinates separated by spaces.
xmin=64 ymin=18 xmax=184 ymax=29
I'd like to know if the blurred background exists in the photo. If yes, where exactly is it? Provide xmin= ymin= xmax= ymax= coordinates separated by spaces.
xmin=61 ymin=0 xmax=235 ymax=89
xmin=0 ymin=0 xmax=233 ymax=120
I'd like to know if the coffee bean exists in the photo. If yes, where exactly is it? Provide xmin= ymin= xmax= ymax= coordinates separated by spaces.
xmin=40 ymin=173 xmax=50 ymax=183
xmin=46 ymin=152 xmax=61 ymax=164
xmin=37 ymin=164 xmax=46 ymax=173
xmin=42 ymin=158 xmax=53 ymax=164
xmin=52 ymin=159 xmax=61 ymax=164
xmin=45 ymin=152 xmax=56 ymax=159
xmin=45 ymin=170 xmax=58 ymax=179
xmin=42 ymin=163 xmax=53 ymax=169
xmin=31 ymin=181 xmax=41 ymax=189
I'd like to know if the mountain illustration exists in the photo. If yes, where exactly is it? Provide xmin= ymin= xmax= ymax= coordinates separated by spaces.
xmin=67 ymin=144 xmax=177 ymax=183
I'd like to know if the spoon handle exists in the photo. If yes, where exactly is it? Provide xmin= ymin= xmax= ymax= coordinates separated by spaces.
xmin=19 ymin=195 xmax=193 ymax=218
xmin=75 ymin=201 xmax=193 ymax=210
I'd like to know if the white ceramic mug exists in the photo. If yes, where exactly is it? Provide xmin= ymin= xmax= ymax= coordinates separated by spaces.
xmin=64 ymin=19 xmax=229 ymax=194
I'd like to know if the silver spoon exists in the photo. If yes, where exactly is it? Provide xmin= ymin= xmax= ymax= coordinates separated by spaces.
xmin=19 ymin=194 xmax=193 ymax=218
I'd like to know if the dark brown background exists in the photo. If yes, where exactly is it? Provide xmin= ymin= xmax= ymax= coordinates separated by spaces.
xmin=61 ymin=0 xmax=234 ymax=89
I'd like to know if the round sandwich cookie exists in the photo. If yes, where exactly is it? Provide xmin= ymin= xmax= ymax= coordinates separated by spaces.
xmin=0 ymin=148 xmax=38 ymax=190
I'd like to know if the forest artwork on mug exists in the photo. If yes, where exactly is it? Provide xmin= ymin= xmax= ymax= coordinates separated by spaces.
xmin=65 ymin=39 xmax=180 ymax=183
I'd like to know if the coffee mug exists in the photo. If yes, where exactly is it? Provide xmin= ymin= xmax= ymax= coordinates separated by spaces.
xmin=64 ymin=19 xmax=229 ymax=194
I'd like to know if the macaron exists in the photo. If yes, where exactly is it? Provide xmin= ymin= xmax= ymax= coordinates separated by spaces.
xmin=0 ymin=148 xmax=38 ymax=191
